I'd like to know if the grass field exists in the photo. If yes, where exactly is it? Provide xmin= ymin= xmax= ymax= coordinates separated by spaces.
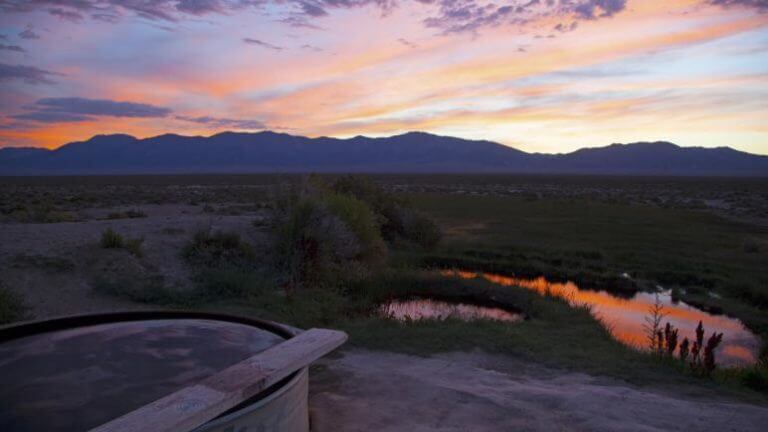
xmin=406 ymin=193 xmax=768 ymax=339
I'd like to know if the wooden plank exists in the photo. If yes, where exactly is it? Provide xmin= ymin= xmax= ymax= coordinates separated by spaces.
xmin=88 ymin=328 xmax=347 ymax=432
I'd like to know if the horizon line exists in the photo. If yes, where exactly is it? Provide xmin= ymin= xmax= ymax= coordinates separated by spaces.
xmin=3 ymin=130 xmax=766 ymax=157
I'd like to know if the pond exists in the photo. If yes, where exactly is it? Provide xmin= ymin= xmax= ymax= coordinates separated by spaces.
xmin=380 ymin=298 xmax=524 ymax=323
xmin=443 ymin=270 xmax=760 ymax=367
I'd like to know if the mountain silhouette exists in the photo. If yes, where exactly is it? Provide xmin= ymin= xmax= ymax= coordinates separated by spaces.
xmin=1 ymin=131 xmax=766 ymax=175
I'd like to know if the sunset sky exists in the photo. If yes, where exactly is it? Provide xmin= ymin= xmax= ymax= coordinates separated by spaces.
xmin=1 ymin=0 xmax=767 ymax=154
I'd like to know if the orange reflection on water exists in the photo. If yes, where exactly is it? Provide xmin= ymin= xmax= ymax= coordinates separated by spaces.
xmin=380 ymin=299 xmax=524 ymax=323
xmin=443 ymin=270 xmax=759 ymax=366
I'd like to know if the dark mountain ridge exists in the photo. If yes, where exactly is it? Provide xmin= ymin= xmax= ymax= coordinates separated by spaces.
xmin=1 ymin=131 xmax=766 ymax=176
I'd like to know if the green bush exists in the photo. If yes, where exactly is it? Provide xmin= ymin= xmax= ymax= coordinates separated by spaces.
xmin=332 ymin=175 xmax=441 ymax=248
xmin=274 ymin=192 xmax=386 ymax=290
xmin=397 ymin=207 xmax=442 ymax=249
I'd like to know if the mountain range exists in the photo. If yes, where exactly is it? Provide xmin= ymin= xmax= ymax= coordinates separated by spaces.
xmin=1 ymin=131 xmax=767 ymax=176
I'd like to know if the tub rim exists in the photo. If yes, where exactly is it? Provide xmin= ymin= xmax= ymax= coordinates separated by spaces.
xmin=0 ymin=310 xmax=300 ymax=341
xmin=0 ymin=310 xmax=306 ymax=428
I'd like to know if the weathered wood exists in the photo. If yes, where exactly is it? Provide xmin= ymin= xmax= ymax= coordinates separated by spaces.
xmin=88 ymin=328 xmax=347 ymax=432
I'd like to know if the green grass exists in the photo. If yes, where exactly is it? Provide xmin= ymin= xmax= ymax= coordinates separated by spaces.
xmin=201 ymin=269 xmax=764 ymax=401
xmin=405 ymin=193 xmax=768 ymax=340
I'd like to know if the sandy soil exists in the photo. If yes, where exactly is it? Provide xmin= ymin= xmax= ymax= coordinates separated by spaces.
xmin=310 ymin=350 xmax=768 ymax=432
xmin=0 ymin=203 xmax=268 ymax=319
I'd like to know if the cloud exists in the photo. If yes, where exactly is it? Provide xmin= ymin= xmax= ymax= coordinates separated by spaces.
xmin=554 ymin=21 xmax=578 ymax=33
xmin=707 ymin=0 xmax=768 ymax=11
xmin=175 ymin=115 xmax=267 ymax=129
xmin=11 ymin=111 xmax=91 ymax=123
xmin=422 ymin=0 xmax=629 ymax=34
xmin=12 ymin=97 xmax=172 ymax=123
xmin=297 ymin=1 xmax=328 ymax=17
xmin=243 ymin=37 xmax=284 ymax=50
xmin=48 ymin=7 xmax=85 ymax=21
xmin=301 ymin=43 xmax=324 ymax=51
xmin=175 ymin=0 xmax=226 ymax=15
xmin=18 ymin=26 xmax=40 ymax=40
xmin=92 ymin=13 xmax=120 ymax=23
xmin=279 ymin=15 xmax=325 ymax=29
xmin=0 ymin=44 xmax=25 ymax=52
xmin=398 ymin=37 xmax=417 ymax=48
xmin=573 ymin=0 xmax=626 ymax=20
xmin=0 ymin=63 xmax=59 ymax=84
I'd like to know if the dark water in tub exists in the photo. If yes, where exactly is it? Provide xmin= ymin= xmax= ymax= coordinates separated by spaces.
xmin=0 ymin=319 xmax=284 ymax=432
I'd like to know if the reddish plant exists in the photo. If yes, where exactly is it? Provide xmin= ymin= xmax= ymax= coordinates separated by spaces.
xmin=664 ymin=322 xmax=679 ymax=357
xmin=695 ymin=321 xmax=704 ymax=350
xmin=656 ymin=329 xmax=665 ymax=354
xmin=703 ymin=332 xmax=724 ymax=374
xmin=679 ymin=337 xmax=690 ymax=363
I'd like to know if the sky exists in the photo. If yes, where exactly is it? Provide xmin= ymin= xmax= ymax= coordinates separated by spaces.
xmin=0 ymin=0 xmax=767 ymax=154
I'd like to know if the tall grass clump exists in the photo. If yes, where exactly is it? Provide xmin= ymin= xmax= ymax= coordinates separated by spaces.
xmin=100 ymin=228 xmax=124 ymax=249
xmin=100 ymin=228 xmax=144 ymax=257
xmin=332 ymin=175 xmax=442 ymax=248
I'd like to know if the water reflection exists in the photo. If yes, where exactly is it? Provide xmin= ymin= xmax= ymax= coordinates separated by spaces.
xmin=381 ymin=298 xmax=524 ymax=323
xmin=443 ymin=270 xmax=760 ymax=367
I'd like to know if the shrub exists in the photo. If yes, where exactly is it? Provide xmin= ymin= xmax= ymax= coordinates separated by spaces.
xmin=184 ymin=229 xmax=255 ymax=268
xmin=397 ymin=207 xmax=442 ymax=249
xmin=332 ymin=175 xmax=441 ymax=248
xmin=274 ymin=193 xmax=386 ymax=291
xmin=100 ymin=228 xmax=124 ymax=249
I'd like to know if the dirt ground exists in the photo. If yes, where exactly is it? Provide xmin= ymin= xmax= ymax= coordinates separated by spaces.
xmin=310 ymin=350 xmax=768 ymax=432
xmin=0 ymin=203 xmax=268 ymax=319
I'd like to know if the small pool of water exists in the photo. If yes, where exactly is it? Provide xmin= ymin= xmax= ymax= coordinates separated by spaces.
xmin=380 ymin=298 xmax=524 ymax=323
xmin=0 ymin=319 xmax=284 ymax=432
xmin=443 ymin=270 xmax=760 ymax=367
